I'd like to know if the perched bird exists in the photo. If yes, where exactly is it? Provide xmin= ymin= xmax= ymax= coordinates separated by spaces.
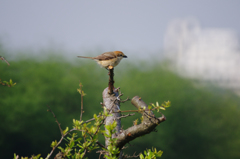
xmin=77 ymin=51 xmax=127 ymax=69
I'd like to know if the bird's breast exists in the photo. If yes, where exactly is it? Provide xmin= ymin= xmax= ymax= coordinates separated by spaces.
xmin=96 ymin=58 xmax=121 ymax=68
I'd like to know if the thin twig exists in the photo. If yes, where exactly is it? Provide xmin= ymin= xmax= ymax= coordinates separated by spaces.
xmin=122 ymin=152 xmax=141 ymax=159
xmin=96 ymin=141 xmax=106 ymax=149
xmin=0 ymin=56 xmax=10 ymax=66
xmin=83 ymin=115 xmax=100 ymax=123
xmin=46 ymin=128 xmax=77 ymax=159
xmin=85 ymin=115 xmax=107 ymax=149
xmin=46 ymin=105 xmax=108 ymax=159
xmin=79 ymin=81 xmax=84 ymax=121
xmin=97 ymin=150 xmax=108 ymax=159
xmin=117 ymin=113 xmax=135 ymax=119
xmin=120 ymin=97 xmax=131 ymax=103
xmin=47 ymin=105 xmax=63 ymax=135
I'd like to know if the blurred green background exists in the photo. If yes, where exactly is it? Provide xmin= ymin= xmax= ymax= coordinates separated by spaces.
xmin=1 ymin=46 xmax=240 ymax=159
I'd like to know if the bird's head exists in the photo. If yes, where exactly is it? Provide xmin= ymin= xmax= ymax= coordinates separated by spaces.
xmin=114 ymin=51 xmax=127 ymax=58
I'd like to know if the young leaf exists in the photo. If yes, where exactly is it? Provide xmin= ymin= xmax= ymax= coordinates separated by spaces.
xmin=50 ymin=140 xmax=58 ymax=148
xmin=62 ymin=127 xmax=69 ymax=135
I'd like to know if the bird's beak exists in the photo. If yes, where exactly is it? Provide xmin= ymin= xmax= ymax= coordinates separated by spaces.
xmin=123 ymin=55 xmax=127 ymax=58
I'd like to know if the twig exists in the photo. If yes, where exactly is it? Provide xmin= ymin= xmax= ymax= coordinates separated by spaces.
xmin=97 ymin=150 xmax=108 ymax=159
xmin=116 ymin=110 xmax=141 ymax=113
xmin=122 ymin=152 xmax=141 ymax=159
xmin=117 ymin=113 xmax=135 ymax=119
xmin=0 ymin=56 xmax=10 ymax=66
xmin=115 ymin=96 xmax=166 ymax=150
xmin=46 ymin=105 xmax=108 ymax=159
xmin=47 ymin=105 xmax=63 ymax=135
xmin=120 ymin=97 xmax=131 ymax=103
xmin=83 ymin=115 xmax=100 ymax=123
xmin=46 ymin=128 xmax=77 ymax=159
xmin=96 ymin=141 xmax=106 ymax=149
xmin=79 ymin=81 xmax=84 ymax=121
xmin=115 ymin=87 xmax=120 ymax=92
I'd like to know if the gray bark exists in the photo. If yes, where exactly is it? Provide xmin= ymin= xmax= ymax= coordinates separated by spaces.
xmin=102 ymin=87 xmax=121 ymax=146
xmin=115 ymin=96 xmax=166 ymax=150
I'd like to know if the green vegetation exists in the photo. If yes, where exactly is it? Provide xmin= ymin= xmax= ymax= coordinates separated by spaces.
xmin=1 ymin=49 xmax=240 ymax=159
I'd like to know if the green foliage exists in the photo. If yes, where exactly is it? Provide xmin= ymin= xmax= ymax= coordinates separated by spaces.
xmin=140 ymin=148 xmax=163 ymax=159
xmin=104 ymin=121 xmax=120 ymax=159
xmin=1 ymin=55 xmax=16 ymax=87
xmin=1 ymin=51 xmax=240 ymax=159
xmin=77 ymin=82 xmax=87 ymax=96
xmin=13 ymin=153 xmax=42 ymax=159
xmin=149 ymin=101 xmax=170 ymax=112
xmin=0 ymin=78 xmax=16 ymax=87
xmin=11 ymin=81 xmax=165 ymax=159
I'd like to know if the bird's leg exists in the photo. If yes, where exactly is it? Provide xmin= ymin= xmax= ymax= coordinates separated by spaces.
xmin=108 ymin=65 xmax=113 ymax=69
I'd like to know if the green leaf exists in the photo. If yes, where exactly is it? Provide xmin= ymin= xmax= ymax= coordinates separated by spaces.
xmin=133 ymin=119 xmax=138 ymax=125
xmin=50 ymin=140 xmax=58 ymax=148
xmin=13 ymin=153 xmax=17 ymax=159
xmin=148 ymin=105 xmax=152 ymax=110
xmin=62 ymin=127 xmax=69 ymax=135
xmin=69 ymin=140 xmax=75 ymax=148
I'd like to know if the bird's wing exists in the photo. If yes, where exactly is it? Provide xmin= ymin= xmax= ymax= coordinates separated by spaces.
xmin=94 ymin=52 xmax=116 ymax=61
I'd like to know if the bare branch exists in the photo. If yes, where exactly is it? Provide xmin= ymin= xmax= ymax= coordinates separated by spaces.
xmin=96 ymin=141 xmax=106 ymax=149
xmin=115 ymin=96 xmax=166 ymax=150
xmin=46 ymin=128 xmax=77 ymax=159
xmin=84 ymin=115 xmax=107 ymax=149
xmin=117 ymin=113 xmax=135 ymax=119
xmin=0 ymin=56 xmax=10 ymax=66
xmin=47 ymin=105 xmax=63 ymax=135
xmin=79 ymin=81 xmax=84 ymax=121
xmin=108 ymin=67 xmax=114 ymax=94
xmin=120 ymin=96 xmax=131 ymax=103
xmin=122 ymin=152 xmax=141 ymax=159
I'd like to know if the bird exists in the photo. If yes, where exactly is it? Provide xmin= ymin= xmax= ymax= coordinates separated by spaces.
xmin=77 ymin=51 xmax=127 ymax=69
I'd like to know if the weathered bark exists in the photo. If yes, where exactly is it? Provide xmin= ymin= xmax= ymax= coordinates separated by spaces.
xmin=108 ymin=68 xmax=114 ymax=94
xmin=115 ymin=96 xmax=166 ymax=150
xmin=103 ymin=67 xmax=123 ymax=158
xmin=102 ymin=87 xmax=121 ymax=146
xmin=103 ymin=67 xmax=166 ymax=158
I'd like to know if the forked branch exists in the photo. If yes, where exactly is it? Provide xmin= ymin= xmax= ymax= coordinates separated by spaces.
xmin=115 ymin=96 xmax=166 ymax=150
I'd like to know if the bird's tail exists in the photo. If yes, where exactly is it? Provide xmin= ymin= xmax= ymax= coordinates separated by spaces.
xmin=77 ymin=56 xmax=94 ymax=59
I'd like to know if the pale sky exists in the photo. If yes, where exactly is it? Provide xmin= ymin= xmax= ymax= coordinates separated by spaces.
xmin=0 ymin=1 xmax=240 ymax=58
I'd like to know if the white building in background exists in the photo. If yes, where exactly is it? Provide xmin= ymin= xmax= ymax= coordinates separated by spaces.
xmin=164 ymin=18 xmax=240 ymax=91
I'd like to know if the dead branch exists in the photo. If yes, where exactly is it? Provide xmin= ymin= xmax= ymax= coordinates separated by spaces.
xmin=108 ymin=67 xmax=114 ymax=94
xmin=0 ymin=56 xmax=10 ymax=66
xmin=47 ymin=105 xmax=63 ymax=135
xmin=117 ymin=113 xmax=135 ymax=120
xmin=115 ymin=96 xmax=166 ymax=150
xmin=79 ymin=81 xmax=84 ymax=121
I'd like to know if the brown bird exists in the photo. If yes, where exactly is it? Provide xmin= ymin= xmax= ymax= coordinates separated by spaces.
xmin=77 ymin=51 xmax=127 ymax=69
